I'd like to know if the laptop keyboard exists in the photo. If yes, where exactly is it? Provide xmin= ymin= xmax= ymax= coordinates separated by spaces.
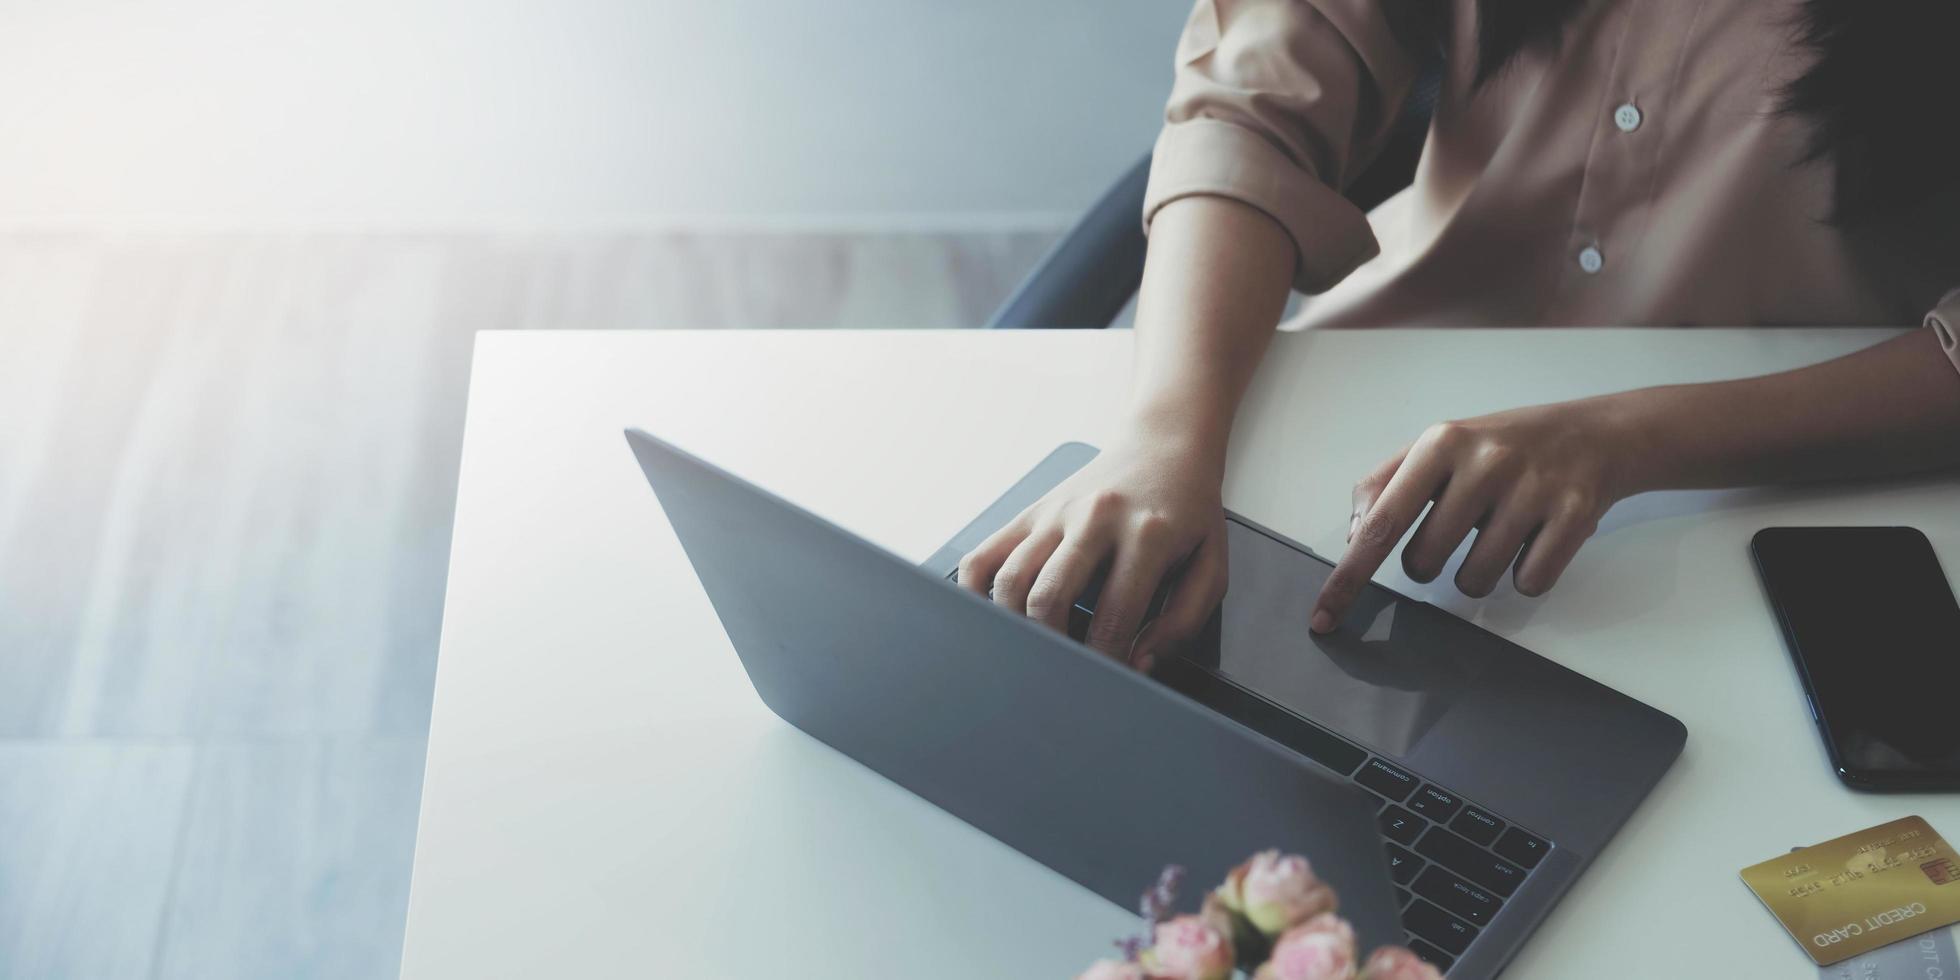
xmin=944 ymin=566 xmax=1555 ymax=975
xmin=1150 ymin=662 xmax=1552 ymax=975
xmin=1356 ymin=754 xmax=1549 ymax=973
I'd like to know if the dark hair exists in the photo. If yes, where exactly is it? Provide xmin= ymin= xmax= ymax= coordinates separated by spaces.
xmin=1779 ymin=0 xmax=1960 ymax=223
xmin=1386 ymin=0 xmax=1960 ymax=224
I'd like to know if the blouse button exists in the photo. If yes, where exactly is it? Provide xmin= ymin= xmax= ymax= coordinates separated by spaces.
xmin=1578 ymin=245 xmax=1605 ymax=274
xmin=1614 ymin=103 xmax=1642 ymax=133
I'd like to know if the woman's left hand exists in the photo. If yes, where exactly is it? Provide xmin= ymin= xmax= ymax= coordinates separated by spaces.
xmin=1311 ymin=398 xmax=1642 ymax=632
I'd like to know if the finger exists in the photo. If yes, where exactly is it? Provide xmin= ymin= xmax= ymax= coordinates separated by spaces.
xmin=1453 ymin=500 xmax=1539 ymax=598
xmin=1349 ymin=447 xmax=1409 ymax=542
xmin=1024 ymin=527 xmax=1116 ymax=632
xmin=1513 ymin=497 xmax=1600 ymax=596
xmin=1399 ymin=476 xmax=1490 ymax=583
xmin=957 ymin=514 xmax=1031 ymax=595
xmin=988 ymin=525 xmax=1064 ymax=614
xmin=1084 ymin=518 xmax=1181 ymax=661
xmin=1131 ymin=526 xmax=1228 ymax=671
xmin=1314 ymin=444 xmax=1452 ymax=632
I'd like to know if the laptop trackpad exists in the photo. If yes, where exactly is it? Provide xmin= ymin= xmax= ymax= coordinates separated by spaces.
xmin=1184 ymin=519 xmax=1501 ymax=758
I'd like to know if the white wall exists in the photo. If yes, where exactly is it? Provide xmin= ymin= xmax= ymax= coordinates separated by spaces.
xmin=0 ymin=0 xmax=1191 ymax=224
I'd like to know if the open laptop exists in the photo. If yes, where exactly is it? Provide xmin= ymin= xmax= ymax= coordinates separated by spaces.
xmin=626 ymin=432 xmax=1686 ymax=977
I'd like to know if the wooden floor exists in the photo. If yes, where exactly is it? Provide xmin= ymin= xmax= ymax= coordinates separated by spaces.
xmin=0 ymin=228 xmax=1056 ymax=979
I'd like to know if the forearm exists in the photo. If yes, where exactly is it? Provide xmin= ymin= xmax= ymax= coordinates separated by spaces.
xmin=1127 ymin=196 xmax=1297 ymax=469
xmin=1611 ymin=328 xmax=1960 ymax=494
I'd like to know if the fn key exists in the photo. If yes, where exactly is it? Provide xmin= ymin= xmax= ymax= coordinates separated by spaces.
xmin=1495 ymin=826 xmax=1550 ymax=869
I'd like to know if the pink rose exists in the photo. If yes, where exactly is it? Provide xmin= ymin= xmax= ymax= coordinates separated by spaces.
xmin=1219 ymin=851 xmax=1337 ymax=936
xmin=1075 ymin=959 xmax=1149 ymax=980
xmin=1252 ymin=914 xmax=1358 ymax=980
xmin=1357 ymin=946 xmax=1445 ymax=980
xmin=1139 ymin=915 xmax=1236 ymax=980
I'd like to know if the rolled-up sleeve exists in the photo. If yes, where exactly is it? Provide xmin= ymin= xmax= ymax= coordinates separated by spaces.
xmin=1928 ymin=288 xmax=1960 ymax=379
xmin=1143 ymin=0 xmax=1420 ymax=293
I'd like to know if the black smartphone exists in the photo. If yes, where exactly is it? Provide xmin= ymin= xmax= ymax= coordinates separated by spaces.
xmin=1751 ymin=526 xmax=1960 ymax=792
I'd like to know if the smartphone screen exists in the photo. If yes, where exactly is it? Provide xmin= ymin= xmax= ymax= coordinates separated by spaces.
xmin=1752 ymin=526 xmax=1960 ymax=791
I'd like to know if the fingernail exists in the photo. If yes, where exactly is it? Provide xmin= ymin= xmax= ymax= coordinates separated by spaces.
xmin=1311 ymin=608 xmax=1333 ymax=633
xmin=1348 ymin=515 xmax=1360 ymax=542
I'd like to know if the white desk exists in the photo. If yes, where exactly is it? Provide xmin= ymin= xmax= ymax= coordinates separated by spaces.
xmin=400 ymin=328 xmax=1960 ymax=979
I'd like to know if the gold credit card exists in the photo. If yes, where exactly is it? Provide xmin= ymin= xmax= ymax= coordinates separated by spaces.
xmin=1742 ymin=816 xmax=1960 ymax=966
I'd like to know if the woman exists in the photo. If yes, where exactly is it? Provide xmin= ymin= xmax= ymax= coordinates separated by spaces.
xmin=959 ymin=0 xmax=1960 ymax=670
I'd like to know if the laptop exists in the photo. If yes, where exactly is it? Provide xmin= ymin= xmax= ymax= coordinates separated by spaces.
xmin=626 ymin=432 xmax=1686 ymax=978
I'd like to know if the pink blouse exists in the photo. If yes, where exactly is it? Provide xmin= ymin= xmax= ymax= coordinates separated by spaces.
xmin=1141 ymin=0 xmax=1960 ymax=379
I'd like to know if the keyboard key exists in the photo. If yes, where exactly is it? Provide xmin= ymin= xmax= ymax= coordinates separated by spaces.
xmin=1413 ymin=865 xmax=1502 ymax=927
xmin=1396 ymin=887 xmax=1415 ymax=909
xmin=1407 ymin=938 xmax=1456 ymax=974
xmin=1384 ymin=842 xmax=1423 ymax=886
xmin=1403 ymin=899 xmax=1479 ymax=955
xmin=1495 ymin=826 xmax=1551 ymax=869
xmin=1406 ymin=784 xmax=1463 ymax=822
xmin=1450 ymin=805 xmax=1505 ymax=846
xmin=1415 ymin=827 xmax=1527 ymax=897
xmin=1356 ymin=757 xmax=1419 ymax=801
xmin=1379 ymin=804 xmax=1424 ymax=845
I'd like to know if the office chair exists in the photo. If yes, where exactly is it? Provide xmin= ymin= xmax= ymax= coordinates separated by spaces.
xmin=987 ymin=65 xmax=1442 ymax=330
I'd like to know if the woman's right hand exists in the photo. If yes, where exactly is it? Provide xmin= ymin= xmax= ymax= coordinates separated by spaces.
xmin=956 ymin=428 xmax=1230 ymax=673
xmin=962 ymin=196 xmax=1293 ymax=670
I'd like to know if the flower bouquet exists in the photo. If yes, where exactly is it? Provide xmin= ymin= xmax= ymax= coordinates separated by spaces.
xmin=1075 ymin=851 xmax=1443 ymax=980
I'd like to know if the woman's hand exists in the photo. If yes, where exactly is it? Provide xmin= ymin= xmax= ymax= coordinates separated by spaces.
xmin=1311 ymin=398 xmax=1642 ymax=631
xmin=1308 ymin=327 xmax=1960 ymax=632
xmin=958 ymin=428 xmax=1229 ymax=672
xmin=973 ymin=195 xmax=1295 ymax=666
